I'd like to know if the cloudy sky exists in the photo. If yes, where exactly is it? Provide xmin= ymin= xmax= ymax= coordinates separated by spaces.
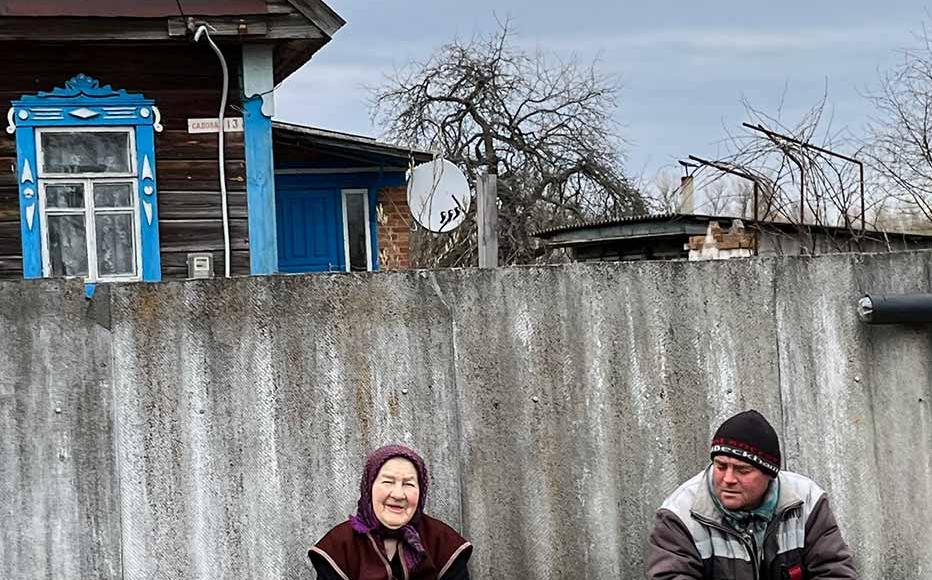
xmin=276 ymin=0 xmax=928 ymax=182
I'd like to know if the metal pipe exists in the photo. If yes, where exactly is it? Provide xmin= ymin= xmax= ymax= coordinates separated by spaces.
xmin=743 ymin=122 xmax=865 ymax=233
xmin=686 ymin=154 xmax=761 ymax=221
xmin=195 ymin=25 xmax=231 ymax=278
xmin=857 ymin=294 xmax=932 ymax=324
xmin=779 ymin=147 xmax=805 ymax=226
xmin=685 ymin=155 xmax=762 ymax=255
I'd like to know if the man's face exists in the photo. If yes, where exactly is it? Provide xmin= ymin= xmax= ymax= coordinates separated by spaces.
xmin=711 ymin=455 xmax=772 ymax=510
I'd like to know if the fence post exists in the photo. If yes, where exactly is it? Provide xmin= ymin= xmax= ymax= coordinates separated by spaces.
xmin=477 ymin=172 xmax=498 ymax=268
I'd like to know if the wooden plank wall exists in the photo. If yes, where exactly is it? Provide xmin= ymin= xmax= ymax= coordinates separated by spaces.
xmin=0 ymin=42 xmax=251 ymax=280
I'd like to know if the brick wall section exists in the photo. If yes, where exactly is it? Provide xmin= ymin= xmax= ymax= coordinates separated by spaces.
xmin=376 ymin=186 xmax=412 ymax=270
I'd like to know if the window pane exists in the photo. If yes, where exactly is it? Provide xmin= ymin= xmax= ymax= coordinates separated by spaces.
xmin=41 ymin=132 xmax=131 ymax=174
xmin=94 ymin=183 xmax=134 ymax=208
xmin=345 ymin=193 xmax=369 ymax=271
xmin=47 ymin=214 xmax=88 ymax=277
xmin=95 ymin=212 xmax=135 ymax=277
xmin=45 ymin=183 xmax=85 ymax=208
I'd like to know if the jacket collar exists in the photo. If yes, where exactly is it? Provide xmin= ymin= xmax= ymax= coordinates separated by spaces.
xmin=691 ymin=465 xmax=803 ymax=524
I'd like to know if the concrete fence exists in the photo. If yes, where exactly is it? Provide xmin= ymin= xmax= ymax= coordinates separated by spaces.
xmin=2 ymin=251 xmax=931 ymax=579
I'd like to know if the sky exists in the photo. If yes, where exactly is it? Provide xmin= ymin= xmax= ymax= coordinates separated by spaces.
xmin=276 ymin=0 xmax=929 ymax=186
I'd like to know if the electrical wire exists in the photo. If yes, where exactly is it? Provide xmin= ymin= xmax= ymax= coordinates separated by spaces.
xmin=195 ymin=26 xmax=232 ymax=278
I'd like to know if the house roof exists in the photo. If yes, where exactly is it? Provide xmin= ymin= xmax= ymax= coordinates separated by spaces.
xmin=273 ymin=121 xmax=434 ymax=166
xmin=0 ymin=1 xmax=345 ymax=84
xmin=284 ymin=0 xmax=344 ymax=37
xmin=0 ymin=0 xmax=343 ymax=30
xmin=533 ymin=212 xmax=932 ymax=247
xmin=0 ymin=1 xmax=267 ymax=17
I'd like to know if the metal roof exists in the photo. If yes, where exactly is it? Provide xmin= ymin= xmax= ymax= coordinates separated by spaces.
xmin=533 ymin=212 xmax=704 ymax=237
xmin=533 ymin=212 xmax=932 ymax=244
xmin=273 ymin=121 xmax=433 ymax=163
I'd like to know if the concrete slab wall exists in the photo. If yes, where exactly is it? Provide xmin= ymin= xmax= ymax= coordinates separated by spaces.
xmin=2 ymin=251 xmax=931 ymax=579
xmin=0 ymin=281 xmax=121 ymax=580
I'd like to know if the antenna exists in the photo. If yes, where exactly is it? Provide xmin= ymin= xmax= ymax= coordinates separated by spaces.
xmin=406 ymin=159 xmax=471 ymax=233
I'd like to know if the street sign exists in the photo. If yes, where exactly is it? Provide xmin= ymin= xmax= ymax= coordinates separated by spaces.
xmin=187 ymin=117 xmax=244 ymax=134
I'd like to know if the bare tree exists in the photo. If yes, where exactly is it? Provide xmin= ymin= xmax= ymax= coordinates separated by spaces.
xmin=866 ymin=26 xmax=932 ymax=223
xmin=706 ymin=94 xmax=881 ymax=252
xmin=644 ymin=168 xmax=682 ymax=213
xmin=371 ymin=21 xmax=645 ymax=267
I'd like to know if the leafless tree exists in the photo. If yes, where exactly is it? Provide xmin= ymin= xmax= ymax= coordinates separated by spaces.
xmin=707 ymin=93 xmax=881 ymax=252
xmin=371 ymin=21 xmax=645 ymax=267
xmin=644 ymin=168 xmax=681 ymax=213
xmin=866 ymin=25 xmax=932 ymax=223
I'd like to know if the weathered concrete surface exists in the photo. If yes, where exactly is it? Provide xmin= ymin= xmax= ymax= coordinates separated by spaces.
xmin=3 ymin=251 xmax=932 ymax=579
xmin=0 ymin=280 xmax=120 ymax=580
xmin=449 ymin=259 xmax=784 ymax=579
xmin=109 ymin=275 xmax=465 ymax=580
xmin=774 ymin=252 xmax=932 ymax=579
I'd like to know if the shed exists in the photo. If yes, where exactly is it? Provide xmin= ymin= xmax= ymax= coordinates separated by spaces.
xmin=533 ymin=213 xmax=932 ymax=262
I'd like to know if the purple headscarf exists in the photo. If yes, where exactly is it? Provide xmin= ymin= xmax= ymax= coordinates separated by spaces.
xmin=349 ymin=445 xmax=430 ymax=570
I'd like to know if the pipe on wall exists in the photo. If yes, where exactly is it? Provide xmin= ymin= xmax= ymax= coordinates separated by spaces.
xmin=857 ymin=294 xmax=932 ymax=324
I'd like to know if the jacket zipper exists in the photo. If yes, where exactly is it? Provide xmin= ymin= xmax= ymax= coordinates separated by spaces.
xmin=692 ymin=513 xmax=759 ymax=579
xmin=692 ymin=499 xmax=804 ymax=580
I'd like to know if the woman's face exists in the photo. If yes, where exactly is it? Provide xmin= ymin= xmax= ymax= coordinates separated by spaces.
xmin=371 ymin=457 xmax=420 ymax=529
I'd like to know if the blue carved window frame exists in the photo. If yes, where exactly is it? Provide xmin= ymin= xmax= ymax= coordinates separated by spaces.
xmin=7 ymin=74 xmax=163 ymax=282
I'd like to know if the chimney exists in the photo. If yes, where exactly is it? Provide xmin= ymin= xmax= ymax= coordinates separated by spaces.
xmin=678 ymin=175 xmax=695 ymax=214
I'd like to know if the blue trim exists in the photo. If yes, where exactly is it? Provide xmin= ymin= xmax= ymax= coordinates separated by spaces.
xmin=10 ymin=74 xmax=162 ymax=281
xmin=368 ymin=188 xmax=380 ymax=271
xmin=135 ymin=126 xmax=161 ymax=281
xmin=26 ymin=74 xmax=146 ymax=101
xmin=243 ymin=95 xmax=278 ymax=275
xmin=13 ymin=128 xmax=41 ymax=278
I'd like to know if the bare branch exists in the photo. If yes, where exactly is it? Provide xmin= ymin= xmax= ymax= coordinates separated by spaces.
xmin=370 ymin=21 xmax=644 ymax=267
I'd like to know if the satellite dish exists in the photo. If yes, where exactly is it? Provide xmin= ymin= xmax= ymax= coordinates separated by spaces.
xmin=407 ymin=158 xmax=471 ymax=233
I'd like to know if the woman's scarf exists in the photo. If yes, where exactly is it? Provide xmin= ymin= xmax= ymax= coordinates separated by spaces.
xmin=349 ymin=445 xmax=430 ymax=571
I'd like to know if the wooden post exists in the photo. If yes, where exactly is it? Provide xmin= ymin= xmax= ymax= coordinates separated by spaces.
xmin=477 ymin=172 xmax=498 ymax=268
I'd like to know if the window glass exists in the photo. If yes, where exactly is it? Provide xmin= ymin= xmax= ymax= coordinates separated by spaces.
xmin=47 ymin=214 xmax=88 ymax=276
xmin=95 ymin=212 xmax=135 ymax=276
xmin=45 ymin=183 xmax=85 ymax=208
xmin=41 ymin=131 xmax=131 ymax=174
xmin=94 ymin=182 xmax=134 ymax=207
xmin=345 ymin=192 xmax=369 ymax=271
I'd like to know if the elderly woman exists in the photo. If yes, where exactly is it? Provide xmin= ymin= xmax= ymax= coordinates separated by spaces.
xmin=308 ymin=445 xmax=472 ymax=580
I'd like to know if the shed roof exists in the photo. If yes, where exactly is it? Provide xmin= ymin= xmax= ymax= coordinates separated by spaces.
xmin=273 ymin=121 xmax=433 ymax=166
xmin=533 ymin=212 xmax=932 ymax=247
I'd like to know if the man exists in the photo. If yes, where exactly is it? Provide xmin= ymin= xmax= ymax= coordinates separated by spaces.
xmin=646 ymin=410 xmax=858 ymax=579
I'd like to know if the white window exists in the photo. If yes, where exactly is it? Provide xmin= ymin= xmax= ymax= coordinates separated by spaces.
xmin=37 ymin=127 xmax=140 ymax=281
xmin=342 ymin=189 xmax=372 ymax=272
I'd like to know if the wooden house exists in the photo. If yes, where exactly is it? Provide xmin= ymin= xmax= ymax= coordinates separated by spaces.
xmin=0 ymin=0 xmax=421 ymax=289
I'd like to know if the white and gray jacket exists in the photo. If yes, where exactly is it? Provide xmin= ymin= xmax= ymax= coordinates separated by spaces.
xmin=646 ymin=467 xmax=858 ymax=580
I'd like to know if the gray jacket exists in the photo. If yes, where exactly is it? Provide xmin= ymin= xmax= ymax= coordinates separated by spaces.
xmin=646 ymin=468 xmax=858 ymax=580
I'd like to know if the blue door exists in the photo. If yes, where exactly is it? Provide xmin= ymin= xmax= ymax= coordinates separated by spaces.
xmin=276 ymin=186 xmax=344 ymax=272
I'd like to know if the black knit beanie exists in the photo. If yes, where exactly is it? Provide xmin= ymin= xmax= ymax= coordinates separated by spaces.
xmin=710 ymin=410 xmax=781 ymax=477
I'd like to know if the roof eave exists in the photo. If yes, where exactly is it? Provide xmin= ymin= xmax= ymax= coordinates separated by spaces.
xmin=273 ymin=121 xmax=433 ymax=164
xmin=285 ymin=0 xmax=346 ymax=38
